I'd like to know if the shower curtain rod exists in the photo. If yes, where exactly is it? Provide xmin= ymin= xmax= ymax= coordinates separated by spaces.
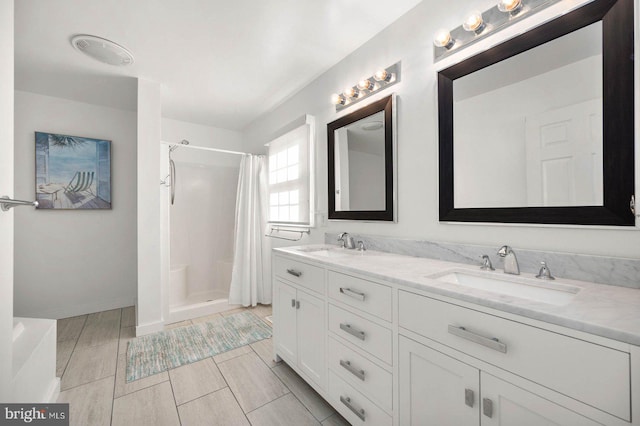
xmin=160 ymin=141 xmax=252 ymax=156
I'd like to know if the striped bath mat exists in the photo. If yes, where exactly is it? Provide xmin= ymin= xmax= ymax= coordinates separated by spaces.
xmin=126 ymin=311 xmax=272 ymax=382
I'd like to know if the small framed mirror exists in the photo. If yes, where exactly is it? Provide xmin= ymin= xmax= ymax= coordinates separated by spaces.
xmin=328 ymin=94 xmax=396 ymax=221
xmin=438 ymin=0 xmax=635 ymax=226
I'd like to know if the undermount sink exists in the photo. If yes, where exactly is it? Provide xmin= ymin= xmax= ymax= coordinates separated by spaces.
xmin=295 ymin=246 xmax=353 ymax=257
xmin=430 ymin=269 xmax=580 ymax=306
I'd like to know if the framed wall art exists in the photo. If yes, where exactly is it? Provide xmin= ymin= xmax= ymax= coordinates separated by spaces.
xmin=35 ymin=132 xmax=112 ymax=209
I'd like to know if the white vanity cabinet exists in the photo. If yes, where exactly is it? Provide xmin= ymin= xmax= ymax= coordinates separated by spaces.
xmin=273 ymin=248 xmax=639 ymax=426
xmin=399 ymin=289 xmax=632 ymax=426
xmin=273 ymin=256 xmax=326 ymax=389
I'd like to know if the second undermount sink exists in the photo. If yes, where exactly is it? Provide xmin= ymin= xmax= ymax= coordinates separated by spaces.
xmin=430 ymin=269 xmax=580 ymax=306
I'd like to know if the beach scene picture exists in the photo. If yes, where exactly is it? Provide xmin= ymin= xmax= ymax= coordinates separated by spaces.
xmin=35 ymin=132 xmax=112 ymax=209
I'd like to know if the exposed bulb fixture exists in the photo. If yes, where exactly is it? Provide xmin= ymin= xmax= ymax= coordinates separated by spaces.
xmin=357 ymin=79 xmax=375 ymax=91
xmin=331 ymin=93 xmax=346 ymax=105
xmin=344 ymin=86 xmax=359 ymax=99
xmin=433 ymin=28 xmax=455 ymax=49
xmin=497 ymin=0 xmax=523 ymax=13
xmin=373 ymin=69 xmax=393 ymax=82
xmin=330 ymin=62 xmax=400 ymax=110
xmin=463 ymin=10 xmax=486 ymax=33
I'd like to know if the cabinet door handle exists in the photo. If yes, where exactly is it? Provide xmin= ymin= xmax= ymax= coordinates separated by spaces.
xmin=464 ymin=388 xmax=474 ymax=408
xmin=448 ymin=325 xmax=507 ymax=353
xmin=291 ymin=299 xmax=296 ymax=308
xmin=286 ymin=268 xmax=302 ymax=277
xmin=296 ymin=300 xmax=300 ymax=309
xmin=340 ymin=323 xmax=366 ymax=341
xmin=340 ymin=360 xmax=365 ymax=381
xmin=339 ymin=287 xmax=366 ymax=301
xmin=340 ymin=396 xmax=365 ymax=421
xmin=483 ymin=398 xmax=493 ymax=418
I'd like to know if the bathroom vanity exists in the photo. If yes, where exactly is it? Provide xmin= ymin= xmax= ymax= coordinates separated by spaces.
xmin=272 ymin=245 xmax=640 ymax=426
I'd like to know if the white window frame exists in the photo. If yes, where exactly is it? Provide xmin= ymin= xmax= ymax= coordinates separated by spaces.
xmin=266 ymin=115 xmax=315 ymax=228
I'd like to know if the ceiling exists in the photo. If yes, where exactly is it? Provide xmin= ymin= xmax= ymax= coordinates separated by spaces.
xmin=15 ymin=0 xmax=422 ymax=131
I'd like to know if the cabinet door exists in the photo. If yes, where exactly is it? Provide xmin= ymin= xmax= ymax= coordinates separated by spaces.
xmin=274 ymin=280 xmax=298 ymax=363
xmin=480 ymin=373 xmax=601 ymax=426
xmin=297 ymin=289 xmax=326 ymax=388
xmin=399 ymin=336 xmax=479 ymax=426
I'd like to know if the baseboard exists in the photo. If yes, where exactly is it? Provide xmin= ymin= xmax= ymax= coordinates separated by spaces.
xmin=135 ymin=320 xmax=165 ymax=336
xmin=17 ymin=296 xmax=136 ymax=319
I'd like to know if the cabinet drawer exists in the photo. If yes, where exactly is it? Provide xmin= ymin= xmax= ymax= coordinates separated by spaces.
xmin=399 ymin=290 xmax=630 ymax=421
xmin=328 ymin=370 xmax=392 ymax=426
xmin=328 ymin=271 xmax=392 ymax=321
xmin=328 ymin=304 xmax=392 ymax=365
xmin=328 ymin=336 xmax=392 ymax=414
xmin=274 ymin=256 xmax=324 ymax=295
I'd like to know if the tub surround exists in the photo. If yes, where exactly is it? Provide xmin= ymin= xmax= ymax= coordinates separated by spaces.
xmin=281 ymin=243 xmax=640 ymax=346
xmin=325 ymin=233 xmax=640 ymax=290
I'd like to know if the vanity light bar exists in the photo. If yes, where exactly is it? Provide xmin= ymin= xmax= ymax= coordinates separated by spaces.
xmin=433 ymin=0 xmax=561 ymax=62
xmin=331 ymin=62 xmax=401 ymax=112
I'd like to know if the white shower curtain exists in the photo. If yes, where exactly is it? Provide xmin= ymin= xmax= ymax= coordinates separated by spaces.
xmin=228 ymin=154 xmax=269 ymax=306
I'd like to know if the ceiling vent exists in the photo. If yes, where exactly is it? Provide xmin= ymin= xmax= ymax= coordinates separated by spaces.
xmin=71 ymin=35 xmax=134 ymax=66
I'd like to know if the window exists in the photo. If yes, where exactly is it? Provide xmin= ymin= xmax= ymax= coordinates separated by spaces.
xmin=267 ymin=116 xmax=314 ymax=226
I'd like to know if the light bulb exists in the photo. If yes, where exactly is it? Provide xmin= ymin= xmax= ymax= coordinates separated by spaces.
xmin=373 ymin=69 xmax=392 ymax=82
xmin=357 ymin=79 xmax=374 ymax=91
xmin=331 ymin=93 xmax=345 ymax=105
xmin=498 ymin=0 xmax=522 ymax=12
xmin=433 ymin=29 xmax=454 ymax=49
xmin=344 ymin=86 xmax=359 ymax=99
xmin=463 ymin=10 xmax=485 ymax=33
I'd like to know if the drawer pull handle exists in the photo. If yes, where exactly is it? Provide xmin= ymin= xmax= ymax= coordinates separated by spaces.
xmin=291 ymin=299 xmax=296 ymax=308
xmin=296 ymin=300 xmax=300 ymax=309
xmin=464 ymin=388 xmax=474 ymax=408
xmin=340 ymin=396 xmax=365 ymax=421
xmin=340 ymin=323 xmax=366 ymax=341
xmin=286 ymin=268 xmax=302 ymax=277
xmin=483 ymin=398 xmax=493 ymax=418
xmin=339 ymin=287 xmax=366 ymax=301
xmin=448 ymin=325 xmax=507 ymax=353
xmin=340 ymin=359 xmax=365 ymax=381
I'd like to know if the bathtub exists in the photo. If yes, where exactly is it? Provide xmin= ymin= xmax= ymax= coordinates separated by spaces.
xmin=12 ymin=317 xmax=60 ymax=403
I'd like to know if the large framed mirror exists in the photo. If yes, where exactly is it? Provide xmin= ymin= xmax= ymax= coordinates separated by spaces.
xmin=328 ymin=94 xmax=396 ymax=221
xmin=438 ymin=0 xmax=634 ymax=226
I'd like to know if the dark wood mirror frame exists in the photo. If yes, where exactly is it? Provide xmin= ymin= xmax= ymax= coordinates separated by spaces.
xmin=438 ymin=0 xmax=635 ymax=226
xmin=328 ymin=95 xmax=395 ymax=221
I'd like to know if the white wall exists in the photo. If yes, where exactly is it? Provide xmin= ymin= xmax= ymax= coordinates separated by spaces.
xmin=243 ymin=0 xmax=640 ymax=259
xmin=162 ymin=117 xmax=245 ymax=151
xmin=137 ymin=79 xmax=163 ymax=335
xmin=0 ymin=0 xmax=14 ymax=400
xmin=13 ymin=91 xmax=137 ymax=319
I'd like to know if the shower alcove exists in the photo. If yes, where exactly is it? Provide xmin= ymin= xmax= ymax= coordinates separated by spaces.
xmin=162 ymin=142 xmax=243 ymax=324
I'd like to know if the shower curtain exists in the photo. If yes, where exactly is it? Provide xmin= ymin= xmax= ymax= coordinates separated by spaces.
xmin=229 ymin=154 xmax=269 ymax=306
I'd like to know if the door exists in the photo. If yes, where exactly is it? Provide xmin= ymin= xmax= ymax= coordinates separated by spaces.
xmin=399 ymin=336 xmax=480 ymax=426
xmin=0 ymin=0 xmax=14 ymax=402
xmin=274 ymin=280 xmax=297 ymax=363
xmin=525 ymin=99 xmax=603 ymax=206
xmin=297 ymin=289 xmax=325 ymax=388
xmin=480 ymin=373 xmax=600 ymax=426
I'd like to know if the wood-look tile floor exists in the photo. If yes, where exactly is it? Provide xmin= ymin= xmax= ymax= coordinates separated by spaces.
xmin=56 ymin=305 xmax=350 ymax=426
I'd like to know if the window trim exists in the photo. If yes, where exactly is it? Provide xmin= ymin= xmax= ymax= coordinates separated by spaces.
xmin=266 ymin=114 xmax=315 ymax=227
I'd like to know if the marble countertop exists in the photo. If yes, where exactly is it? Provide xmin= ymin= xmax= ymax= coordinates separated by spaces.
xmin=274 ymin=244 xmax=640 ymax=346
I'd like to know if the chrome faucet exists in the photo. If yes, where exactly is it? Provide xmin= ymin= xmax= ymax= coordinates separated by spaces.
xmin=480 ymin=255 xmax=494 ymax=271
xmin=535 ymin=261 xmax=555 ymax=280
xmin=338 ymin=232 xmax=356 ymax=249
xmin=497 ymin=245 xmax=520 ymax=275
